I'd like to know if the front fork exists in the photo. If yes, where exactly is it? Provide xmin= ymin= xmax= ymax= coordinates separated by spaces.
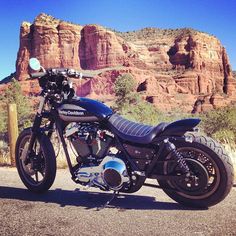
xmin=27 ymin=95 xmax=76 ymax=178
xmin=27 ymin=96 xmax=46 ymax=162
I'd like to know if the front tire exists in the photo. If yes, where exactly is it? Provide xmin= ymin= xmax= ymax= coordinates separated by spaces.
xmin=15 ymin=128 xmax=57 ymax=193
xmin=158 ymin=133 xmax=234 ymax=208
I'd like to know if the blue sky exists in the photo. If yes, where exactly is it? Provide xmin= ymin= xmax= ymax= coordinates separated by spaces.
xmin=0 ymin=0 xmax=235 ymax=80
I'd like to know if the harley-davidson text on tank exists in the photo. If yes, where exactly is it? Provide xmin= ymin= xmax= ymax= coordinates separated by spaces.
xmin=59 ymin=110 xmax=85 ymax=116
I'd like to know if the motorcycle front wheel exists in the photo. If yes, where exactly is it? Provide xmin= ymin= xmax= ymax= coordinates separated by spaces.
xmin=15 ymin=128 xmax=56 ymax=193
xmin=158 ymin=133 xmax=234 ymax=208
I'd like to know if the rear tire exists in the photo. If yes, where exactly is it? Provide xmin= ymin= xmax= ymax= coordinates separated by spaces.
xmin=158 ymin=133 xmax=234 ymax=208
xmin=15 ymin=128 xmax=57 ymax=193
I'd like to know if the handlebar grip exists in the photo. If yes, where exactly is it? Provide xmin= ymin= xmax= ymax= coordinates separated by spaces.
xmin=31 ymin=72 xmax=47 ymax=78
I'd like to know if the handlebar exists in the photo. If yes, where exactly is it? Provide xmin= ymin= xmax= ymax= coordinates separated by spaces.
xmin=31 ymin=72 xmax=47 ymax=78
xmin=30 ymin=68 xmax=94 ymax=79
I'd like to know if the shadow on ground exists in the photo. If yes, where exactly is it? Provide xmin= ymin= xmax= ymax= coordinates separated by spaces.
xmin=0 ymin=186 xmax=204 ymax=211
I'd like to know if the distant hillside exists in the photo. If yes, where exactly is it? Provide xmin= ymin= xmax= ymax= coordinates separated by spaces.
xmin=0 ymin=73 xmax=15 ymax=84
xmin=115 ymin=27 xmax=214 ymax=42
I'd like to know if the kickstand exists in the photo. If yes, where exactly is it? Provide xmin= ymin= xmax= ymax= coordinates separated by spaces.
xmin=97 ymin=191 xmax=119 ymax=211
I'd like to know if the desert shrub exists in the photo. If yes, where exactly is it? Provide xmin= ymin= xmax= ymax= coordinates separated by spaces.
xmin=212 ymin=130 xmax=235 ymax=146
xmin=0 ymin=112 xmax=6 ymax=134
xmin=0 ymin=79 xmax=34 ymax=164
xmin=0 ymin=140 xmax=10 ymax=165
xmin=114 ymin=73 xmax=136 ymax=108
xmin=120 ymin=95 xmax=164 ymax=125
xmin=0 ymin=79 xmax=33 ymax=134
xmin=200 ymin=105 xmax=236 ymax=144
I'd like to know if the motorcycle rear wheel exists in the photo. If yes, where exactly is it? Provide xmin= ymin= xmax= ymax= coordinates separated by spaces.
xmin=15 ymin=128 xmax=56 ymax=193
xmin=158 ymin=133 xmax=234 ymax=208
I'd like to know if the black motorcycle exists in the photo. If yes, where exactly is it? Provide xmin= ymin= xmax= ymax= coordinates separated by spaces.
xmin=15 ymin=58 xmax=234 ymax=208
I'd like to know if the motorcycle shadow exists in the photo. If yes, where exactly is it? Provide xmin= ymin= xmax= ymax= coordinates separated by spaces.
xmin=0 ymin=186 xmax=205 ymax=211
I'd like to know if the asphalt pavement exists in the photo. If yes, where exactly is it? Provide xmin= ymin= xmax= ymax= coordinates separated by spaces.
xmin=0 ymin=167 xmax=235 ymax=236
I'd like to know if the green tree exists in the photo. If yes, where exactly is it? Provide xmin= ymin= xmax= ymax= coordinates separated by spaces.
xmin=114 ymin=73 xmax=136 ymax=109
xmin=0 ymin=79 xmax=32 ymax=133
xmin=114 ymin=73 xmax=136 ymax=98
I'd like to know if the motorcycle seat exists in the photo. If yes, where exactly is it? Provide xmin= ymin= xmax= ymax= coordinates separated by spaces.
xmin=108 ymin=114 xmax=167 ymax=144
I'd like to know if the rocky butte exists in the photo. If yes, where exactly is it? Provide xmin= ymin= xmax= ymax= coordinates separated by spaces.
xmin=10 ymin=13 xmax=236 ymax=112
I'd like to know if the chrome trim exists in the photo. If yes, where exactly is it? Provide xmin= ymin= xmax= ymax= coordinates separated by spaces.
xmin=74 ymin=155 xmax=130 ymax=190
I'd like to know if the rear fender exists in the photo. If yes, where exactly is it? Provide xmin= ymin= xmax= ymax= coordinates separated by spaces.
xmin=160 ymin=118 xmax=201 ymax=136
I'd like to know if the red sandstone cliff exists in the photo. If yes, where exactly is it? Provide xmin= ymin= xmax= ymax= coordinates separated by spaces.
xmin=15 ymin=13 xmax=236 ymax=112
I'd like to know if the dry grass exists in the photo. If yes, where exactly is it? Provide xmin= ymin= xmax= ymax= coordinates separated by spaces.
xmin=49 ymin=134 xmax=77 ymax=169
xmin=0 ymin=140 xmax=11 ymax=166
xmin=0 ymin=154 xmax=11 ymax=166
xmin=55 ymin=143 xmax=77 ymax=169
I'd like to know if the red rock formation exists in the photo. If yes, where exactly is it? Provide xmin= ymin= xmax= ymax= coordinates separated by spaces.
xmin=14 ymin=14 xmax=236 ymax=112
xmin=79 ymin=25 xmax=126 ymax=69
xmin=16 ymin=22 xmax=32 ymax=81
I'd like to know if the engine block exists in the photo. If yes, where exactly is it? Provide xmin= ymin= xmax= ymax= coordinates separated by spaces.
xmin=65 ymin=123 xmax=113 ymax=162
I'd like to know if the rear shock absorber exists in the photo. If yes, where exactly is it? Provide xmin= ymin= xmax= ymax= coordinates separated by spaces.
xmin=164 ymin=139 xmax=190 ymax=174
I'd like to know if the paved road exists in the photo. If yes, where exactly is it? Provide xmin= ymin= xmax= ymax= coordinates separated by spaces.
xmin=0 ymin=167 xmax=235 ymax=236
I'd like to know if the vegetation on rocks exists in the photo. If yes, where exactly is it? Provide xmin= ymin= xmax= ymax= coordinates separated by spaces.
xmin=116 ymin=27 xmax=212 ymax=42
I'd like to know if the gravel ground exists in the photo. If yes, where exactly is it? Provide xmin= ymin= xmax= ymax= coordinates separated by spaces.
xmin=0 ymin=167 xmax=235 ymax=236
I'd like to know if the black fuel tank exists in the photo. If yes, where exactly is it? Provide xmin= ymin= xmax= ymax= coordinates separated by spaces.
xmin=58 ymin=97 xmax=113 ymax=122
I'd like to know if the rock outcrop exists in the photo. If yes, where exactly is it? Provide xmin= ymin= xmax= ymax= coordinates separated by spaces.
xmin=14 ymin=13 xmax=236 ymax=112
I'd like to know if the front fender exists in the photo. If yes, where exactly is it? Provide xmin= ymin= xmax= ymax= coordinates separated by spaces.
xmin=160 ymin=118 xmax=201 ymax=136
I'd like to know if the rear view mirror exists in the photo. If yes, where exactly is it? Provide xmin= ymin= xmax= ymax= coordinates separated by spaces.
xmin=29 ymin=58 xmax=41 ymax=71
